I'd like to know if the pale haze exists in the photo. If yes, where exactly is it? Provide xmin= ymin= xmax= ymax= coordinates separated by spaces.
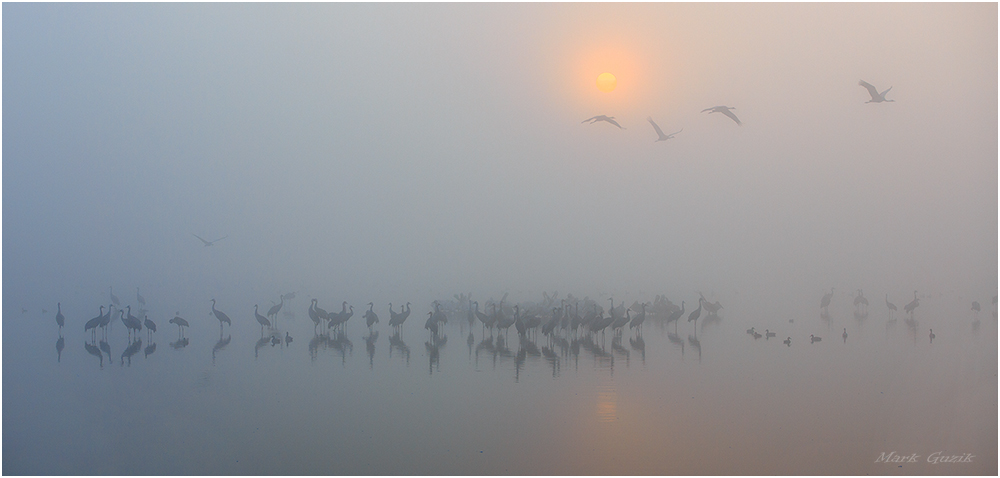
xmin=4 ymin=3 xmax=997 ymax=475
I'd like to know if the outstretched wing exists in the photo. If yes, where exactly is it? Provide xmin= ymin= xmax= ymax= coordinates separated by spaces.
xmin=701 ymin=107 xmax=715 ymax=113
xmin=667 ymin=128 xmax=683 ymax=138
xmin=721 ymin=108 xmax=742 ymax=126
xmin=879 ymin=85 xmax=892 ymax=98
xmin=604 ymin=117 xmax=624 ymax=129
xmin=211 ymin=235 xmax=228 ymax=244
xmin=647 ymin=117 xmax=666 ymax=139
xmin=581 ymin=116 xmax=600 ymax=123
xmin=858 ymin=80 xmax=880 ymax=100
xmin=192 ymin=233 xmax=212 ymax=246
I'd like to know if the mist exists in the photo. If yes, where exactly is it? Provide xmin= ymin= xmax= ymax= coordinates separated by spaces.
xmin=4 ymin=3 xmax=996 ymax=475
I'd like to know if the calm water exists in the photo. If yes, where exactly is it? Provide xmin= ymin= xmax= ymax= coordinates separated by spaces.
xmin=4 ymin=294 xmax=997 ymax=475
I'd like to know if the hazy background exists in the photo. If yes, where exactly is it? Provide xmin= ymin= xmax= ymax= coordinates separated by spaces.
xmin=3 ymin=4 xmax=997 ymax=474
xmin=4 ymin=3 xmax=996 ymax=312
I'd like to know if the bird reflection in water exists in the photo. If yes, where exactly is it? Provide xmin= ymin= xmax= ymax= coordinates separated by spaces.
xmin=170 ymin=337 xmax=190 ymax=350
xmin=667 ymin=330 xmax=685 ymax=359
xmin=629 ymin=335 xmax=645 ymax=364
xmin=328 ymin=332 xmax=353 ymax=366
xmin=100 ymin=340 xmax=111 ymax=362
xmin=365 ymin=331 xmax=378 ymax=369
xmin=308 ymin=333 xmax=323 ymax=363
xmin=541 ymin=344 xmax=560 ymax=378
xmin=389 ymin=331 xmax=410 ymax=365
xmin=255 ymin=336 xmax=270 ymax=359
xmin=425 ymin=333 xmax=446 ymax=375
xmin=212 ymin=335 xmax=231 ymax=364
xmin=611 ymin=335 xmax=630 ymax=368
xmin=474 ymin=335 xmax=494 ymax=369
xmin=687 ymin=331 xmax=702 ymax=362
xmin=144 ymin=341 xmax=156 ymax=359
xmin=121 ymin=339 xmax=142 ymax=366
xmin=84 ymin=342 xmax=103 ymax=368
xmin=56 ymin=336 xmax=65 ymax=363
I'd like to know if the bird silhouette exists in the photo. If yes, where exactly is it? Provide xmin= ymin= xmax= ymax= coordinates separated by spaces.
xmin=308 ymin=299 xmax=321 ymax=333
xmin=821 ymin=288 xmax=834 ymax=311
xmin=666 ymin=301 xmax=685 ymax=331
xmin=783 ymin=337 xmax=791 ymax=346
xmin=124 ymin=306 xmax=142 ymax=341
xmin=85 ymin=306 xmax=103 ymax=342
xmin=702 ymin=105 xmax=741 ymax=125
xmin=810 ymin=334 xmax=822 ymax=344
xmin=143 ymin=315 xmax=156 ymax=341
xmin=903 ymin=290 xmax=919 ymax=317
xmin=582 ymin=115 xmax=624 ymax=129
xmin=285 ymin=332 xmax=293 ymax=345
xmin=192 ymin=233 xmax=228 ymax=246
xmin=765 ymin=329 xmax=776 ymax=339
xmin=254 ymin=305 xmax=271 ymax=337
xmin=842 ymin=328 xmax=848 ymax=343
xmin=110 ymin=286 xmax=120 ymax=308
xmin=885 ymin=293 xmax=897 ymax=319
xmin=364 ymin=302 xmax=380 ymax=333
xmin=267 ymin=296 xmax=283 ymax=328
xmin=647 ymin=117 xmax=681 ymax=142
xmin=169 ymin=313 xmax=189 ymax=338
xmin=629 ymin=303 xmax=647 ymax=335
xmin=971 ymin=301 xmax=981 ymax=319
xmin=210 ymin=299 xmax=232 ymax=333
xmin=688 ymin=298 xmax=703 ymax=324
xmin=56 ymin=336 xmax=65 ymax=362
xmin=136 ymin=288 xmax=145 ymax=308
xmin=55 ymin=303 xmax=65 ymax=334
xmin=859 ymin=80 xmax=893 ymax=103
xmin=929 ymin=328 xmax=935 ymax=343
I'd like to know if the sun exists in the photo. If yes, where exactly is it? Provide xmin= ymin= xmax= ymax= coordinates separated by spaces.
xmin=596 ymin=72 xmax=617 ymax=92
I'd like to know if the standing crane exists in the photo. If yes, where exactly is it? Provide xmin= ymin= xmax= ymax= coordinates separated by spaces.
xmin=210 ymin=299 xmax=232 ymax=334
xmin=254 ymin=305 xmax=271 ymax=337
xmin=55 ymin=303 xmax=65 ymax=335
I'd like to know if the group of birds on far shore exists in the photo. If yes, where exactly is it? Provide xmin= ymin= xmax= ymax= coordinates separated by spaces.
xmin=46 ymin=282 xmax=996 ymax=369
xmin=584 ymin=79 xmax=893 ymax=142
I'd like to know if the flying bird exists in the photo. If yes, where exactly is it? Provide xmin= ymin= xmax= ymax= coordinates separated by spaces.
xmin=858 ymin=80 xmax=894 ymax=103
xmin=702 ymin=106 xmax=741 ymax=125
xmin=582 ymin=115 xmax=624 ymax=129
xmin=192 ymin=233 xmax=228 ymax=246
xmin=647 ymin=117 xmax=682 ymax=142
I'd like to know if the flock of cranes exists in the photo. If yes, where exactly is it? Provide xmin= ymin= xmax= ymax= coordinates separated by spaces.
xmin=584 ymin=79 xmax=892 ymax=141
xmin=49 ymin=282 xmax=995 ymax=369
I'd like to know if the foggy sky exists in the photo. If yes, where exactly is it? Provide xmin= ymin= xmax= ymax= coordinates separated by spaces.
xmin=4 ymin=3 xmax=997 ymax=319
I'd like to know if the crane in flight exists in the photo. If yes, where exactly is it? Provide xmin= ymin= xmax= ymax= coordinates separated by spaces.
xmin=582 ymin=115 xmax=624 ymax=129
xmin=858 ymin=80 xmax=893 ymax=103
xmin=647 ymin=117 xmax=682 ymax=142
xmin=702 ymin=106 xmax=742 ymax=126
xmin=192 ymin=233 xmax=228 ymax=246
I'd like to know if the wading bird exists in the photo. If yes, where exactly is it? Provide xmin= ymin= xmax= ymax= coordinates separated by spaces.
xmin=254 ymin=305 xmax=271 ymax=337
xmin=885 ymin=293 xmax=897 ymax=319
xmin=144 ymin=315 xmax=156 ymax=341
xmin=210 ymin=299 xmax=232 ymax=333
xmin=858 ymin=80 xmax=893 ymax=103
xmin=903 ymin=291 xmax=919 ymax=317
xmin=647 ymin=117 xmax=682 ymax=142
xmin=702 ymin=105 xmax=741 ymax=125
xmin=55 ymin=303 xmax=65 ymax=334
xmin=169 ymin=313 xmax=189 ymax=338
xmin=364 ymin=302 xmax=379 ymax=333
